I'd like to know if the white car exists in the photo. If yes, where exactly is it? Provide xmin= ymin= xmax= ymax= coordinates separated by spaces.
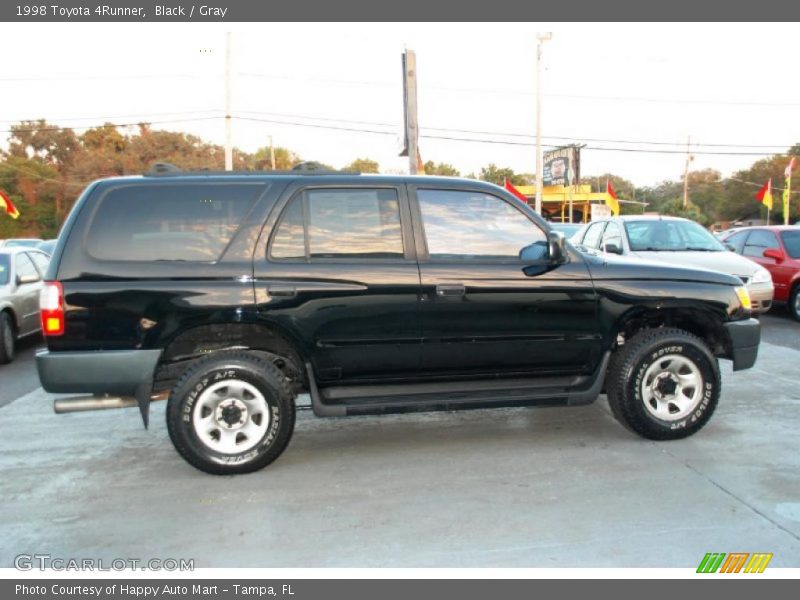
xmin=572 ymin=215 xmax=775 ymax=314
xmin=0 ymin=247 xmax=50 ymax=363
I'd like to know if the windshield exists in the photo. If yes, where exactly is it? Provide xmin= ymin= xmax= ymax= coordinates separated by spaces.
xmin=624 ymin=220 xmax=724 ymax=252
xmin=0 ymin=254 xmax=9 ymax=285
xmin=781 ymin=230 xmax=800 ymax=258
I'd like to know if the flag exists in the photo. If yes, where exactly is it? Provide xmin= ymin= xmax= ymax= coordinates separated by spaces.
xmin=784 ymin=157 xmax=796 ymax=224
xmin=785 ymin=156 xmax=796 ymax=178
xmin=755 ymin=179 xmax=773 ymax=211
xmin=416 ymin=148 xmax=426 ymax=175
xmin=0 ymin=190 xmax=20 ymax=219
xmin=605 ymin=180 xmax=620 ymax=216
xmin=504 ymin=179 xmax=528 ymax=203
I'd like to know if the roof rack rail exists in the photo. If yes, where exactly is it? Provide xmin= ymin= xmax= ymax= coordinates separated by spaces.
xmin=145 ymin=162 xmax=182 ymax=176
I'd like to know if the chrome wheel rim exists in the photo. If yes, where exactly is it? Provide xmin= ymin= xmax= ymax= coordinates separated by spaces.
xmin=794 ymin=292 xmax=800 ymax=317
xmin=192 ymin=380 xmax=270 ymax=454
xmin=641 ymin=354 xmax=703 ymax=421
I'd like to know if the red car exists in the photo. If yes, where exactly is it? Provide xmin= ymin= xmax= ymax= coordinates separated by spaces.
xmin=723 ymin=226 xmax=800 ymax=320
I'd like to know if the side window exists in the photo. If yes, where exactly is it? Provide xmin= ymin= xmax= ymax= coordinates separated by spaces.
xmin=86 ymin=184 xmax=265 ymax=262
xmin=743 ymin=230 xmax=779 ymax=257
xmin=725 ymin=231 xmax=749 ymax=254
xmin=582 ymin=222 xmax=606 ymax=249
xmin=417 ymin=189 xmax=546 ymax=260
xmin=600 ymin=222 xmax=622 ymax=249
xmin=15 ymin=253 xmax=39 ymax=282
xmin=27 ymin=251 xmax=50 ymax=275
xmin=270 ymin=188 xmax=404 ymax=260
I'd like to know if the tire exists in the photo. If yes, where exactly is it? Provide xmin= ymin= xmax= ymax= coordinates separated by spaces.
xmin=789 ymin=285 xmax=800 ymax=322
xmin=166 ymin=350 xmax=296 ymax=475
xmin=606 ymin=328 xmax=720 ymax=440
xmin=0 ymin=312 xmax=16 ymax=365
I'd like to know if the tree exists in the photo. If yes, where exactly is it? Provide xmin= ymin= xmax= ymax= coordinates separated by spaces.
xmin=342 ymin=158 xmax=379 ymax=173
xmin=479 ymin=164 xmax=528 ymax=186
xmin=250 ymin=146 xmax=301 ymax=170
xmin=423 ymin=161 xmax=460 ymax=176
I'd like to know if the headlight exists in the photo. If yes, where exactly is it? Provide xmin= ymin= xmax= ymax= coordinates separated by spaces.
xmin=735 ymin=286 xmax=752 ymax=310
xmin=751 ymin=268 xmax=772 ymax=284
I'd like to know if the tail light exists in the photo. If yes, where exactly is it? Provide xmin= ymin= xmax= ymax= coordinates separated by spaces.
xmin=40 ymin=281 xmax=65 ymax=336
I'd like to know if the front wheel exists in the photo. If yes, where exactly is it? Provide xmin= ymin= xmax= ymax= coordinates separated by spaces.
xmin=606 ymin=328 xmax=720 ymax=440
xmin=0 ymin=312 xmax=16 ymax=364
xmin=789 ymin=285 xmax=800 ymax=322
xmin=166 ymin=351 xmax=296 ymax=475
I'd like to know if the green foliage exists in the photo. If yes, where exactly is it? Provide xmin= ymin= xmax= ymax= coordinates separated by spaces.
xmin=479 ymin=164 xmax=528 ymax=186
xmin=249 ymin=146 xmax=302 ymax=171
xmin=423 ymin=161 xmax=460 ymax=176
xmin=342 ymin=158 xmax=380 ymax=173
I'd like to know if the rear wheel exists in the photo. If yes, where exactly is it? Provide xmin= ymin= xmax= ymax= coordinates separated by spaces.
xmin=789 ymin=285 xmax=800 ymax=322
xmin=606 ymin=328 xmax=720 ymax=440
xmin=0 ymin=312 xmax=16 ymax=364
xmin=166 ymin=350 xmax=296 ymax=475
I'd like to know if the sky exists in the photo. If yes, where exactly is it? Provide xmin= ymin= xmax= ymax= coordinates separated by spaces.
xmin=1 ymin=22 xmax=798 ymax=187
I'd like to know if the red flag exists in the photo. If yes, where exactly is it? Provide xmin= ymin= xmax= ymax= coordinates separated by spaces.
xmin=503 ymin=179 xmax=528 ymax=203
xmin=605 ymin=180 xmax=620 ymax=216
xmin=755 ymin=179 xmax=773 ymax=210
xmin=0 ymin=190 xmax=20 ymax=219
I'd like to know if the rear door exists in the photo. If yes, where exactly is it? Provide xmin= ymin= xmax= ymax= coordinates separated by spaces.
xmin=254 ymin=182 xmax=422 ymax=383
xmin=14 ymin=252 xmax=41 ymax=335
xmin=409 ymin=185 xmax=600 ymax=378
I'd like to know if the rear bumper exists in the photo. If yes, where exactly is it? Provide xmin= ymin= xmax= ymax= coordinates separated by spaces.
xmin=723 ymin=319 xmax=760 ymax=371
xmin=36 ymin=349 xmax=162 ymax=396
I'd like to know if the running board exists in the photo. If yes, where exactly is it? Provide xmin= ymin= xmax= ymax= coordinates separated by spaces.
xmin=307 ymin=352 xmax=610 ymax=418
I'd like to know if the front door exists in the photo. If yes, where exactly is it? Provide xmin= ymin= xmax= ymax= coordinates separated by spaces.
xmin=409 ymin=186 xmax=600 ymax=378
xmin=254 ymin=183 xmax=422 ymax=383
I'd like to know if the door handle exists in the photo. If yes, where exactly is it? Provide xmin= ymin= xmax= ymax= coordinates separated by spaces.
xmin=435 ymin=284 xmax=466 ymax=297
xmin=267 ymin=285 xmax=297 ymax=298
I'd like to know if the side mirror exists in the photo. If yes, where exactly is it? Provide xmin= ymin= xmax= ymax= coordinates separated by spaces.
xmin=763 ymin=248 xmax=785 ymax=262
xmin=725 ymin=243 xmax=736 ymax=252
xmin=602 ymin=242 xmax=623 ymax=255
xmin=17 ymin=273 xmax=40 ymax=285
xmin=548 ymin=230 xmax=566 ymax=263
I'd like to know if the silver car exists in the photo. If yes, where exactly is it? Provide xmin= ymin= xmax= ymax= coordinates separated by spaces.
xmin=0 ymin=247 xmax=51 ymax=363
xmin=573 ymin=215 xmax=775 ymax=314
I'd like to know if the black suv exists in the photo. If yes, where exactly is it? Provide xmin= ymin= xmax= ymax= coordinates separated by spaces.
xmin=36 ymin=169 xmax=760 ymax=474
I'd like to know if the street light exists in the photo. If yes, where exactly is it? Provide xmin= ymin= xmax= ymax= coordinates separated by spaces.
xmin=535 ymin=32 xmax=552 ymax=215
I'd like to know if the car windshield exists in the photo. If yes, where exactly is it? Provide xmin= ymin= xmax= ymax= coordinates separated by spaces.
xmin=624 ymin=220 xmax=724 ymax=252
xmin=0 ymin=254 xmax=9 ymax=285
xmin=781 ymin=230 xmax=800 ymax=258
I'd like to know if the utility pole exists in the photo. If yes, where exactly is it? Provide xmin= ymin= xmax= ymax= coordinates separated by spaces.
xmin=403 ymin=50 xmax=420 ymax=175
xmin=682 ymin=135 xmax=693 ymax=207
xmin=224 ymin=32 xmax=233 ymax=171
xmin=269 ymin=135 xmax=276 ymax=170
xmin=534 ymin=32 xmax=552 ymax=215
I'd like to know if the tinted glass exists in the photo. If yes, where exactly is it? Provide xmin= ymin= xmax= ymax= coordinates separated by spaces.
xmin=87 ymin=184 xmax=264 ymax=261
xmin=271 ymin=188 xmax=404 ymax=260
xmin=781 ymin=230 xmax=800 ymax=258
xmin=725 ymin=231 xmax=749 ymax=254
xmin=418 ymin=189 xmax=546 ymax=260
xmin=0 ymin=254 xmax=9 ymax=285
xmin=743 ymin=230 xmax=780 ymax=257
xmin=624 ymin=220 xmax=723 ymax=251
xmin=15 ymin=253 xmax=39 ymax=282
xmin=27 ymin=251 xmax=49 ymax=275
xmin=581 ymin=222 xmax=605 ymax=249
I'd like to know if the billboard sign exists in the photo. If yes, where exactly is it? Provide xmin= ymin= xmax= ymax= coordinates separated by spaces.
xmin=543 ymin=146 xmax=580 ymax=187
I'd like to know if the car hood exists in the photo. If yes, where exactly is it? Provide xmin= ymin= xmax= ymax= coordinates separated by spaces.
xmin=629 ymin=249 xmax=761 ymax=278
xmin=583 ymin=251 xmax=742 ymax=286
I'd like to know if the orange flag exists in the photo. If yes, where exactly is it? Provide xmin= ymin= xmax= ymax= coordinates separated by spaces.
xmin=0 ymin=191 xmax=20 ymax=219
xmin=605 ymin=180 xmax=620 ymax=216
xmin=755 ymin=179 xmax=773 ymax=210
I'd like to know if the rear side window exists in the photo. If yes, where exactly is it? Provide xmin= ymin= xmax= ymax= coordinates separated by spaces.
xmin=86 ymin=184 xmax=264 ymax=261
xmin=0 ymin=255 xmax=9 ymax=285
xmin=271 ymin=188 xmax=404 ymax=259
xmin=781 ymin=230 xmax=800 ymax=258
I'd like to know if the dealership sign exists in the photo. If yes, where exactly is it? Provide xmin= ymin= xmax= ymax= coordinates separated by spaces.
xmin=543 ymin=146 xmax=581 ymax=187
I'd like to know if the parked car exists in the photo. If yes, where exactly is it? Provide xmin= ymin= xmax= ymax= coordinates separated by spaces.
xmin=1 ymin=238 xmax=44 ymax=249
xmin=572 ymin=216 xmax=774 ymax=314
xmin=36 ymin=239 xmax=57 ymax=256
xmin=37 ymin=168 xmax=760 ymax=474
xmin=0 ymin=247 xmax=50 ymax=363
xmin=721 ymin=226 xmax=800 ymax=320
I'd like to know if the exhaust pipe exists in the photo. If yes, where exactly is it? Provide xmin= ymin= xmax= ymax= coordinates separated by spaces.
xmin=54 ymin=392 xmax=168 ymax=414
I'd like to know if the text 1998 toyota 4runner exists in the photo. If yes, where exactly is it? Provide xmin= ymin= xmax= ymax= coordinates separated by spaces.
xmin=36 ymin=168 xmax=760 ymax=474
